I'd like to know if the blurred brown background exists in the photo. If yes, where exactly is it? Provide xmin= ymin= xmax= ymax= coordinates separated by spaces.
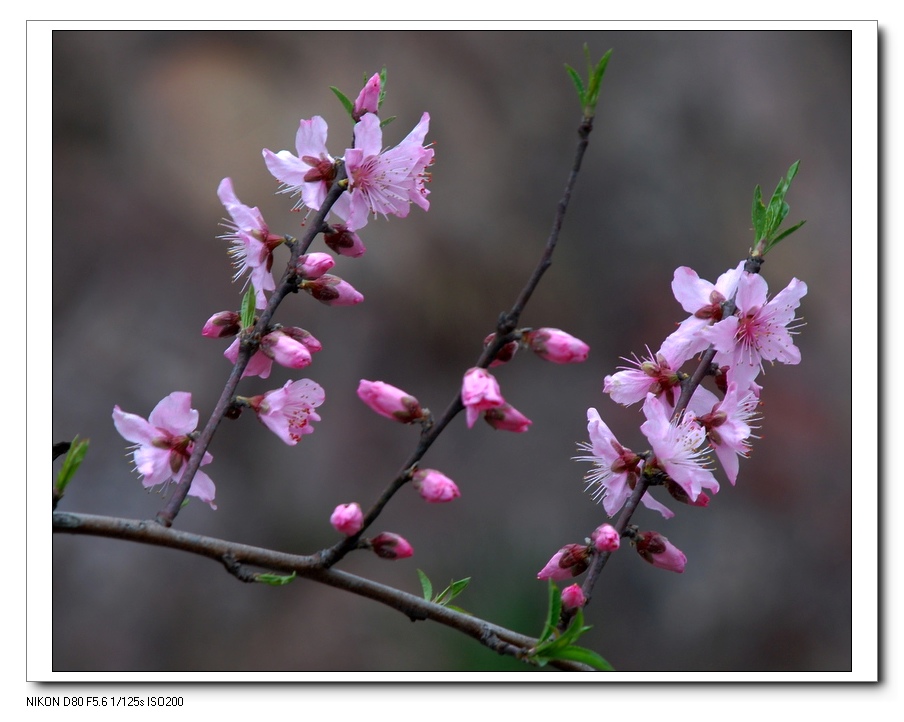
xmin=52 ymin=30 xmax=852 ymax=672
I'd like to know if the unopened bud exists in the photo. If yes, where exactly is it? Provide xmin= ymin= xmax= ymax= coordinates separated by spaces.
xmin=412 ymin=468 xmax=460 ymax=503
xmin=302 ymin=274 xmax=364 ymax=306
xmin=483 ymin=333 xmax=519 ymax=367
xmin=370 ymin=532 xmax=414 ymax=560
xmin=561 ymin=583 xmax=587 ymax=611
xmin=591 ymin=523 xmax=620 ymax=552
xmin=483 ymin=403 xmax=532 ymax=433
xmin=353 ymin=73 xmax=381 ymax=120
xmin=323 ymin=224 xmax=367 ymax=258
xmin=296 ymin=252 xmax=335 ymax=280
xmin=357 ymin=380 xmax=425 ymax=423
xmin=537 ymin=543 xmax=590 ymax=581
xmin=634 ymin=530 xmax=687 ymax=573
xmin=330 ymin=503 xmax=364 ymax=536
xmin=525 ymin=328 xmax=589 ymax=364
xmin=202 ymin=311 xmax=241 ymax=338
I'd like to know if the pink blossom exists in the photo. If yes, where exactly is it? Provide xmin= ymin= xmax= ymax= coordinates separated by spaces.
xmin=591 ymin=523 xmax=620 ymax=552
xmin=575 ymin=407 xmax=674 ymax=519
xmin=461 ymin=367 xmax=505 ymax=428
xmin=634 ymin=531 xmax=687 ymax=573
xmin=112 ymin=392 xmax=216 ymax=509
xmin=640 ymin=394 xmax=719 ymax=503
xmin=483 ymin=403 xmax=532 ymax=433
xmin=332 ymin=112 xmax=433 ymax=231
xmin=260 ymin=329 xmax=314 ymax=370
xmin=247 ymin=379 xmax=325 ymax=445
xmin=412 ymin=469 xmax=460 ymax=503
xmin=296 ymin=252 xmax=335 ymax=280
xmin=561 ymin=584 xmax=587 ymax=611
xmin=664 ymin=262 xmax=745 ymax=364
xmin=323 ymin=224 xmax=367 ymax=258
xmin=353 ymin=73 xmax=381 ymax=120
xmin=217 ymin=178 xmax=281 ymax=309
xmin=330 ymin=503 xmax=364 ymax=536
xmin=357 ymin=379 xmax=425 ymax=423
xmin=525 ymin=328 xmax=589 ymax=364
xmin=603 ymin=343 xmax=685 ymax=407
xmin=301 ymin=274 xmax=364 ymax=306
xmin=537 ymin=544 xmax=590 ymax=581
xmin=692 ymin=381 xmax=759 ymax=484
xmin=262 ymin=116 xmax=336 ymax=211
xmin=371 ymin=532 xmax=414 ymax=560
xmin=701 ymin=273 xmax=807 ymax=390
xmin=224 ymin=338 xmax=274 ymax=379
xmin=202 ymin=311 xmax=240 ymax=339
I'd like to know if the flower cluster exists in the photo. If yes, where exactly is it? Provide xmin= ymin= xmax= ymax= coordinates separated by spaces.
xmin=537 ymin=262 xmax=805 ymax=582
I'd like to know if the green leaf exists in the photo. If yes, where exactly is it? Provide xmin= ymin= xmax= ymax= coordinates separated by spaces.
xmin=240 ymin=284 xmax=256 ymax=330
xmin=378 ymin=66 xmax=388 ymax=109
xmin=435 ymin=577 xmax=471 ymax=605
xmin=537 ymin=581 xmax=563 ymax=644
xmin=544 ymin=644 xmax=614 ymax=671
xmin=256 ymin=571 xmax=297 ymax=586
xmin=764 ymin=219 xmax=807 ymax=253
xmin=751 ymin=184 xmax=766 ymax=242
xmin=330 ymin=86 xmax=355 ymax=119
xmin=55 ymin=436 xmax=89 ymax=495
xmin=416 ymin=569 xmax=433 ymax=601
xmin=379 ymin=115 xmax=397 ymax=129
xmin=564 ymin=64 xmax=586 ymax=103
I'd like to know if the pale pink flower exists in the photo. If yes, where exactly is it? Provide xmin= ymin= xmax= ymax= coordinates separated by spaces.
xmin=371 ymin=532 xmax=414 ymax=559
xmin=112 ymin=392 xmax=216 ymax=508
xmin=561 ymin=584 xmax=587 ymax=611
xmin=224 ymin=338 xmax=274 ymax=379
xmin=217 ymin=178 xmax=281 ymax=309
xmin=357 ymin=379 xmax=425 ymax=423
xmin=483 ymin=403 xmax=532 ymax=433
xmin=353 ymin=73 xmax=381 ymax=120
xmin=296 ymin=252 xmax=335 ymax=280
xmin=575 ymin=408 xmax=674 ymax=519
xmin=461 ymin=367 xmax=505 ymax=428
xmin=591 ymin=523 xmax=621 ymax=552
xmin=412 ymin=469 xmax=460 ymax=503
xmin=634 ymin=531 xmax=687 ymax=573
xmin=603 ymin=342 xmax=686 ymax=407
xmin=537 ymin=544 xmax=590 ymax=581
xmin=247 ymin=379 xmax=325 ymax=445
xmin=525 ymin=328 xmax=589 ymax=364
xmin=260 ymin=329 xmax=314 ymax=370
xmin=664 ymin=262 xmax=745 ymax=364
xmin=323 ymin=224 xmax=367 ymax=258
xmin=691 ymin=381 xmax=759 ymax=484
xmin=640 ymin=394 xmax=719 ymax=503
xmin=262 ymin=115 xmax=336 ymax=211
xmin=701 ymin=273 xmax=807 ymax=390
xmin=202 ymin=311 xmax=240 ymax=339
xmin=301 ymin=274 xmax=364 ymax=306
xmin=330 ymin=503 xmax=364 ymax=536
xmin=332 ymin=112 xmax=433 ymax=231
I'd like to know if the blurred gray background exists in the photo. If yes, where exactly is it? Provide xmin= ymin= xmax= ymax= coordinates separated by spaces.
xmin=52 ymin=30 xmax=852 ymax=672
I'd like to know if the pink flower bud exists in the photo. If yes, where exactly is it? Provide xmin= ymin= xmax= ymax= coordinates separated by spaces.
xmin=526 ymin=328 xmax=589 ymax=364
xmin=260 ymin=330 xmax=313 ymax=369
xmin=461 ymin=367 xmax=504 ymax=428
xmin=634 ymin=531 xmax=687 ymax=573
xmin=537 ymin=543 xmax=590 ymax=581
xmin=483 ymin=333 xmax=519 ymax=367
xmin=323 ymin=224 xmax=367 ymax=258
xmin=357 ymin=380 xmax=425 ymax=423
xmin=353 ymin=73 xmax=381 ymax=120
xmin=330 ymin=503 xmax=364 ymax=536
xmin=591 ymin=523 xmax=620 ymax=552
xmin=296 ymin=252 xmax=335 ymax=280
xmin=483 ymin=403 xmax=532 ymax=433
xmin=202 ymin=311 xmax=241 ymax=338
xmin=412 ymin=469 xmax=460 ymax=503
xmin=302 ymin=274 xmax=364 ymax=306
xmin=561 ymin=583 xmax=586 ymax=611
xmin=371 ymin=532 xmax=414 ymax=560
